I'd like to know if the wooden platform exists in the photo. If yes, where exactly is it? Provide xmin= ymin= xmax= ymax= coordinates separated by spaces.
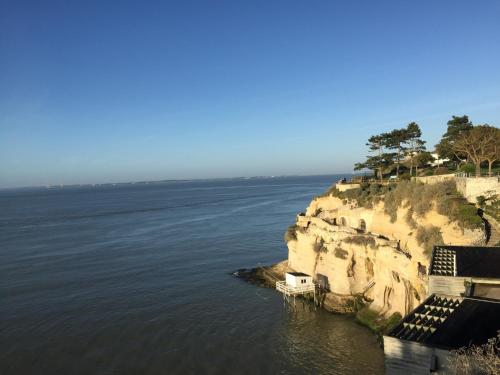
xmin=275 ymin=281 xmax=316 ymax=296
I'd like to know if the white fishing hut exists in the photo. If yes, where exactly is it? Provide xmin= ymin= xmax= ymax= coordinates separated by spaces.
xmin=276 ymin=272 xmax=316 ymax=298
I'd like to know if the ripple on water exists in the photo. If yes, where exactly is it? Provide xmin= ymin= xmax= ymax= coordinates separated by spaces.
xmin=0 ymin=176 xmax=383 ymax=374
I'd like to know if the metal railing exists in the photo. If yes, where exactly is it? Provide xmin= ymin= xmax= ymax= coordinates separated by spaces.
xmin=455 ymin=172 xmax=500 ymax=179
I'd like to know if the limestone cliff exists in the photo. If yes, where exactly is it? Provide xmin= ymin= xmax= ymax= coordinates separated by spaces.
xmin=285 ymin=186 xmax=485 ymax=317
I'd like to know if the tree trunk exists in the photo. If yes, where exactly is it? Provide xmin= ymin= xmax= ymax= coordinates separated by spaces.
xmin=488 ymin=160 xmax=493 ymax=176
xmin=475 ymin=161 xmax=481 ymax=177
xmin=396 ymin=145 xmax=400 ymax=176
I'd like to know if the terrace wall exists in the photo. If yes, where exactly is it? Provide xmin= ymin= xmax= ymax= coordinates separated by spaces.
xmin=412 ymin=174 xmax=455 ymax=185
xmin=455 ymin=176 xmax=499 ymax=203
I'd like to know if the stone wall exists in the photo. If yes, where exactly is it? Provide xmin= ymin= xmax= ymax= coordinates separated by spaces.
xmin=336 ymin=183 xmax=360 ymax=192
xmin=412 ymin=174 xmax=455 ymax=184
xmin=413 ymin=174 xmax=499 ymax=203
xmin=455 ymin=176 xmax=499 ymax=202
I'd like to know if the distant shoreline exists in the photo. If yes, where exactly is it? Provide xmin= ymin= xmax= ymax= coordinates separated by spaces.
xmin=1 ymin=173 xmax=356 ymax=191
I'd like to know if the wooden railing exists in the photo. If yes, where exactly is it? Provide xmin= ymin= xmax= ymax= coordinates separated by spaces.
xmin=276 ymin=281 xmax=316 ymax=296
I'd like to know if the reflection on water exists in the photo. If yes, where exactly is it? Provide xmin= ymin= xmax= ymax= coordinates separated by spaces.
xmin=281 ymin=302 xmax=383 ymax=374
xmin=0 ymin=176 xmax=383 ymax=374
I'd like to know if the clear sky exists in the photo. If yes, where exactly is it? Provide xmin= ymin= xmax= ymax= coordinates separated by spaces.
xmin=1 ymin=0 xmax=499 ymax=188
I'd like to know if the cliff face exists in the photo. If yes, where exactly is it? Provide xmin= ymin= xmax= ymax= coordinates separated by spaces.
xmin=286 ymin=194 xmax=484 ymax=317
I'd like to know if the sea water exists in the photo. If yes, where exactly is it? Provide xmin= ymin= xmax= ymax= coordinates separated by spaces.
xmin=0 ymin=175 xmax=383 ymax=374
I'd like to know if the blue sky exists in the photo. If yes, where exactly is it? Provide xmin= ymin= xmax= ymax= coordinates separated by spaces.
xmin=1 ymin=0 xmax=499 ymax=188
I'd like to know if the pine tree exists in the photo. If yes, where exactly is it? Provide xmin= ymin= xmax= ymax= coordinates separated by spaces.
xmin=406 ymin=122 xmax=426 ymax=176
xmin=436 ymin=115 xmax=473 ymax=168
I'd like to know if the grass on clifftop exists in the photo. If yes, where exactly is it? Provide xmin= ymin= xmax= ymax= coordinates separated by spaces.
xmin=322 ymin=180 xmax=483 ymax=232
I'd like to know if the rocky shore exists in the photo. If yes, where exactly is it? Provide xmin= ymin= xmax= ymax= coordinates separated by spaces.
xmin=235 ymin=179 xmax=492 ymax=334
xmin=234 ymin=260 xmax=361 ymax=314
xmin=233 ymin=260 xmax=290 ymax=288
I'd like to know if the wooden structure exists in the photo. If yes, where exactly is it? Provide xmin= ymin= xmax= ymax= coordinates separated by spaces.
xmin=384 ymin=294 xmax=500 ymax=374
xmin=276 ymin=272 xmax=316 ymax=304
xmin=428 ymin=245 xmax=500 ymax=299
xmin=384 ymin=245 xmax=500 ymax=374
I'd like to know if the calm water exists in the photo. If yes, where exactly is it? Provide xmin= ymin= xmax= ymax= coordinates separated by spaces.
xmin=0 ymin=175 xmax=384 ymax=374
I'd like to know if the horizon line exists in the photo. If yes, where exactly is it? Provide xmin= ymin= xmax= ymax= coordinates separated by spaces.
xmin=0 ymin=172 xmax=362 ymax=191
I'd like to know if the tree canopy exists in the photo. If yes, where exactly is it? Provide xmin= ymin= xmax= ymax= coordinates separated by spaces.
xmin=355 ymin=122 xmax=426 ymax=179
xmin=435 ymin=115 xmax=473 ymax=165
xmin=354 ymin=115 xmax=498 ymax=179
xmin=453 ymin=124 xmax=500 ymax=176
xmin=405 ymin=122 xmax=426 ymax=176
xmin=354 ymin=134 xmax=391 ymax=181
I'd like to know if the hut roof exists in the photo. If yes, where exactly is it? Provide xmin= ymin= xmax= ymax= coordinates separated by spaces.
xmin=287 ymin=272 xmax=310 ymax=277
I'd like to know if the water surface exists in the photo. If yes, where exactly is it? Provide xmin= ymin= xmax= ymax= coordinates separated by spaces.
xmin=0 ymin=175 xmax=384 ymax=374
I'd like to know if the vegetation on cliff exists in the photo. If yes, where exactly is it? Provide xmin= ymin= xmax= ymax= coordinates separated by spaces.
xmin=281 ymin=114 xmax=497 ymax=323
xmin=343 ymin=235 xmax=377 ymax=249
xmin=355 ymin=307 xmax=402 ymax=335
xmin=324 ymin=180 xmax=482 ymax=234
xmin=415 ymin=225 xmax=444 ymax=256
xmin=436 ymin=115 xmax=500 ymax=176
xmin=284 ymin=224 xmax=299 ymax=242
xmin=383 ymin=180 xmax=482 ymax=230
xmin=354 ymin=114 xmax=499 ymax=180
xmin=448 ymin=332 xmax=500 ymax=375
xmin=354 ymin=122 xmax=427 ymax=179
xmin=478 ymin=194 xmax=499 ymax=222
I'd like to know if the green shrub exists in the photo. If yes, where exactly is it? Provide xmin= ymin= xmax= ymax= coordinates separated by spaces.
xmin=319 ymin=184 xmax=342 ymax=198
xmin=284 ymin=225 xmax=298 ymax=243
xmin=476 ymin=195 xmax=487 ymax=208
xmin=416 ymin=225 xmax=444 ymax=257
xmin=484 ymin=196 xmax=499 ymax=222
xmin=382 ymin=180 xmax=482 ymax=230
xmin=460 ymin=163 xmax=476 ymax=174
xmin=344 ymin=295 xmax=365 ymax=313
xmin=355 ymin=307 xmax=380 ymax=332
xmin=356 ymin=308 xmax=403 ymax=334
xmin=334 ymin=247 xmax=349 ymax=259
xmin=320 ymin=179 xmax=482 ymax=231
xmin=438 ymin=197 xmax=482 ymax=230
xmin=344 ymin=235 xmax=376 ymax=248
xmin=383 ymin=312 xmax=403 ymax=333
xmin=456 ymin=205 xmax=483 ymax=230
xmin=405 ymin=207 xmax=417 ymax=228
xmin=434 ymin=167 xmax=450 ymax=175
xmin=399 ymin=172 xmax=411 ymax=181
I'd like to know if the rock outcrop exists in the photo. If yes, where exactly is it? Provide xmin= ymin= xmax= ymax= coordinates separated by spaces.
xmin=286 ymin=194 xmax=484 ymax=317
